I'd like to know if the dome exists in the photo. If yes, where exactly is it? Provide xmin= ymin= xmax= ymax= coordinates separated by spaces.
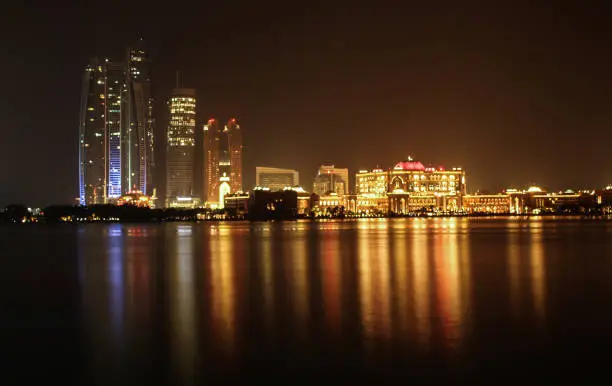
xmin=393 ymin=160 xmax=426 ymax=171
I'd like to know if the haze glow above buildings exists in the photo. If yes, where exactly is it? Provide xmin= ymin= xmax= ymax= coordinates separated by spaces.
xmin=2 ymin=3 xmax=612 ymax=206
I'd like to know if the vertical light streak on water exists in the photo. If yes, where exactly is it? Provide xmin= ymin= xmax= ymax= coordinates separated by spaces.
xmin=433 ymin=219 xmax=463 ymax=349
xmin=107 ymin=224 xmax=125 ymax=346
xmin=357 ymin=220 xmax=374 ymax=340
xmin=373 ymin=223 xmax=391 ymax=339
xmin=259 ymin=227 xmax=274 ymax=334
xmin=290 ymin=230 xmax=310 ymax=338
xmin=392 ymin=225 xmax=410 ymax=339
xmin=506 ymin=221 xmax=522 ymax=317
xmin=171 ymin=224 xmax=196 ymax=383
xmin=320 ymin=230 xmax=341 ymax=336
xmin=211 ymin=225 xmax=236 ymax=357
xmin=411 ymin=218 xmax=431 ymax=349
xmin=529 ymin=219 xmax=547 ymax=325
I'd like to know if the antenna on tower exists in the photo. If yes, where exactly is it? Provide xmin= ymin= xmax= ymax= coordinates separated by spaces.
xmin=175 ymin=71 xmax=183 ymax=88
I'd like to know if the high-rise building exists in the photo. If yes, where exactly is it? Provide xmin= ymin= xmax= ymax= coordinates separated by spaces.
xmin=203 ymin=118 xmax=220 ymax=204
xmin=78 ymin=41 xmax=156 ymax=205
xmin=255 ymin=166 xmax=299 ymax=191
xmin=78 ymin=59 xmax=106 ymax=205
xmin=124 ymin=41 xmax=155 ymax=195
xmin=226 ymin=118 xmax=243 ymax=194
xmin=105 ymin=60 xmax=127 ymax=200
xmin=166 ymin=87 xmax=196 ymax=207
xmin=313 ymin=163 xmax=349 ymax=196
xmin=202 ymin=118 xmax=244 ymax=208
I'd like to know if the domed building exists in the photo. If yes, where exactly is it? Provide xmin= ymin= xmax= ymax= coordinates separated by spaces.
xmin=355 ymin=156 xmax=466 ymax=214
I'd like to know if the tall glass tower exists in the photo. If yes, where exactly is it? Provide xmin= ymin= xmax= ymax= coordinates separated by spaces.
xmin=125 ymin=41 xmax=154 ymax=195
xmin=203 ymin=118 xmax=220 ymax=204
xmin=226 ymin=118 xmax=243 ymax=194
xmin=166 ymin=87 xmax=196 ymax=206
xmin=105 ymin=60 xmax=126 ymax=199
xmin=78 ymin=59 xmax=106 ymax=205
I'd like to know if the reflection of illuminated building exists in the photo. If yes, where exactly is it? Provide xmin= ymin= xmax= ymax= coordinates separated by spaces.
xmin=256 ymin=166 xmax=299 ymax=191
xmin=356 ymin=157 xmax=466 ymax=214
xmin=166 ymin=87 xmax=196 ymax=207
xmin=116 ymin=190 xmax=155 ymax=208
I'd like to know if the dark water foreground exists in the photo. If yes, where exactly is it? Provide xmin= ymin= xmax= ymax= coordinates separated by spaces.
xmin=2 ymin=217 xmax=612 ymax=385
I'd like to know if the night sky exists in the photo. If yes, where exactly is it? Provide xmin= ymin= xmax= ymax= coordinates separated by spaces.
xmin=1 ymin=2 xmax=611 ymax=206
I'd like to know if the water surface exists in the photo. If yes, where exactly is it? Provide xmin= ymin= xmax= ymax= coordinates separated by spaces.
xmin=2 ymin=217 xmax=612 ymax=384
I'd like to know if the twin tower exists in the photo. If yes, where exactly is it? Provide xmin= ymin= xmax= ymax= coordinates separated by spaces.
xmin=203 ymin=118 xmax=243 ymax=208
xmin=165 ymin=87 xmax=242 ymax=208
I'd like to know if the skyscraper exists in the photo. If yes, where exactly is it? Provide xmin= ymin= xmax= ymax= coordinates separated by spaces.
xmin=78 ymin=41 xmax=156 ymax=205
xmin=166 ymin=87 xmax=196 ymax=206
xmin=226 ymin=118 xmax=243 ymax=194
xmin=201 ymin=118 xmax=243 ymax=208
xmin=77 ymin=58 xmax=126 ymax=203
xmin=103 ymin=60 xmax=127 ymax=200
xmin=78 ymin=59 xmax=106 ymax=205
xmin=203 ymin=118 xmax=220 ymax=204
xmin=124 ymin=41 xmax=155 ymax=195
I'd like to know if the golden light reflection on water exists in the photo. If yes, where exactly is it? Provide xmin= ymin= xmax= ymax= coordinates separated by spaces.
xmin=289 ymin=231 xmax=310 ymax=337
xmin=170 ymin=224 xmax=196 ymax=382
xmin=260 ymin=231 xmax=274 ymax=332
xmin=506 ymin=223 xmax=522 ymax=316
xmin=358 ymin=221 xmax=392 ymax=340
xmin=210 ymin=224 xmax=236 ymax=356
xmin=529 ymin=220 xmax=547 ymax=324
xmin=391 ymin=227 xmax=410 ymax=338
xmin=320 ymin=231 xmax=341 ymax=335
xmin=411 ymin=220 xmax=431 ymax=349
xmin=433 ymin=222 xmax=464 ymax=349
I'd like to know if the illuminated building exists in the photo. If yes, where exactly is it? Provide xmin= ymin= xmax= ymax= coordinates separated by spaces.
xmin=223 ymin=192 xmax=250 ymax=217
xmin=124 ymin=41 xmax=155 ymax=195
xmin=105 ymin=60 xmax=126 ymax=200
xmin=78 ymin=59 xmax=106 ymax=205
xmin=78 ymin=41 xmax=157 ymax=204
xmin=117 ymin=190 xmax=154 ymax=208
xmin=462 ymin=194 xmax=512 ymax=214
xmin=166 ymin=87 xmax=196 ymax=207
xmin=313 ymin=163 xmax=349 ymax=196
xmin=203 ymin=118 xmax=220 ymax=205
xmin=168 ymin=196 xmax=201 ymax=209
xmin=77 ymin=58 xmax=127 ymax=203
xmin=356 ymin=156 xmax=466 ymax=214
xmin=226 ymin=118 xmax=243 ymax=194
xmin=202 ymin=118 xmax=243 ymax=208
xmin=255 ymin=166 xmax=299 ymax=191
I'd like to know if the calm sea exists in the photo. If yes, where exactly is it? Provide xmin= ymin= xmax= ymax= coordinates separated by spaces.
xmin=2 ymin=218 xmax=612 ymax=384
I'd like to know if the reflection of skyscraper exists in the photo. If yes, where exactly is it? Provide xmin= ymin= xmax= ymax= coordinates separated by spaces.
xmin=78 ymin=59 xmax=106 ymax=205
xmin=124 ymin=41 xmax=155 ymax=195
xmin=166 ymin=87 xmax=196 ymax=206
xmin=202 ymin=118 xmax=243 ymax=208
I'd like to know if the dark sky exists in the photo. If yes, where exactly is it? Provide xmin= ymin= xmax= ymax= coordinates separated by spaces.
xmin=1 ymin=2 xmax=611 ymax=206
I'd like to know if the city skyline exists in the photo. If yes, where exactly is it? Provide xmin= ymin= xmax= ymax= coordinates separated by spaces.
xmin=2 ymin=3 xmax=612 ymax=206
